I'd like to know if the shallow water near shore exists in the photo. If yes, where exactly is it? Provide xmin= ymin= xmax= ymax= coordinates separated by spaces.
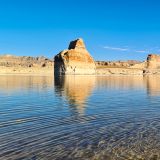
xmin=0 ymin=75 xmax=160 ymax=160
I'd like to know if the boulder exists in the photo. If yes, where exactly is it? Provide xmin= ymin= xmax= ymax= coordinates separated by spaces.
xmin=54 ymin=38 xmax=96 ymax=75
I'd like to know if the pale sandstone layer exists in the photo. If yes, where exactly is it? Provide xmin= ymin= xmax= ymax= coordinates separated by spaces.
xmin=96 ymin=60 xmax=141 ymax=68
xmin=96 ymin=68 xmax=143 ymax=75
xmin=147 ymin=54 xmax=160 ymax=69
xmin=0 ymin=66 xmax=53 ymax=75
xmin=96 ymin=60 xmax=145 ymax=75
xmin=1 ymin=41 xmax=160 ymax=75
xmin=96 ymin=54 xmax=160 ymax=75
xmin=54 ymin=38 xmax=96 ymax=75
xmin=143 ymin=54 xmax=160 ymax=74
xmin=0 ymin=55 xmax=53 ymax=75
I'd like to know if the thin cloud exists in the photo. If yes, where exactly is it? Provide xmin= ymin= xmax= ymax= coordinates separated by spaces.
xmin=103 ymin=45 xmax=160 ymax=54
xmin=135 ymin=50 xmax=147 ymax=53
xmin=103 ymin=46 xmax=129 ymax=51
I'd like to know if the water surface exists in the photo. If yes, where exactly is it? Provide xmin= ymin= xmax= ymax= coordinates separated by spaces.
xmin=0 ymin=75 xmax=160 ymax=160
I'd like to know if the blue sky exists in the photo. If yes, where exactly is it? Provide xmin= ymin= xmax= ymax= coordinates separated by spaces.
xmin=0 ymin=0 xmax=160 ymax=61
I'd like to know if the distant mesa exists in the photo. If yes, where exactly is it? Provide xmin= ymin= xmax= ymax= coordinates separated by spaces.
xmin=0 ymin=54 xmax=53 ymax=68
xmin=54 ymin=38 xmax=96 ymax=75
xmin=2 ymin=54 xmax=14 ymax=57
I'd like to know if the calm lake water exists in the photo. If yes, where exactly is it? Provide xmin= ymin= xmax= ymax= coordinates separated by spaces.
xmin=0 ymin=75 xmax=160 ymax=160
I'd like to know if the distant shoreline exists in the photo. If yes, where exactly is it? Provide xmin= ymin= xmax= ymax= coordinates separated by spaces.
xmin=0 ymin=54 xmax=160 ymax=75
xmin=0 ymin=66 xmax=143 ymax=76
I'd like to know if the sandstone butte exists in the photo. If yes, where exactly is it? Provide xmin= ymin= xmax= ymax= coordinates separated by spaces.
xmin=54 ymin=38 xmax=160 ymax=75
xmin=147 ymin=54 xmax=160 ymax=69
xmin=54 ymin=38 xmax=96 ymax=75
xmin=1 ymin=39 xmax=160 ymax=75
xmin=143 ymin=54 xmax=160 ymax=74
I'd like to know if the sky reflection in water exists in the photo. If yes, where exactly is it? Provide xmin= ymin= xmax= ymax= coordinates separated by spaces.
xmin=0 ymin=75 xmax=160 ymax=160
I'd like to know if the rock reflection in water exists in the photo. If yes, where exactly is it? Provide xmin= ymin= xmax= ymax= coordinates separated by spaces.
xmin=96 ymin=76 xmax=145 ymax=90
xmin=0 ymin=75 xmax=54 ymax=94
xmin=54 ymin=75 xmax=96 ymax=115
xmin=1 ymin=75 xmax=160 ymax=160
xmin=145 ymin=75 xmax=160 ymax=96
xmin=96 ymin=76 xmax=160 ymax=97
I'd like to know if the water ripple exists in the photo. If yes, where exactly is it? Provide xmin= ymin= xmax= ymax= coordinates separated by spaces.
xmin=1 ymin=75 xmax=160 ymax=160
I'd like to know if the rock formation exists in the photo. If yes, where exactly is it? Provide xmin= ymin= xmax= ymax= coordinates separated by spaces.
xmin=54 ymin=38 xmax=96 ymax=75
xmin=96 ymin=60 xmax=144 ymax=75
xmin=0 ymin=54 xmax=53 ymax=68
xmin=143 ymin=54 xmax=160 ymax=74
xmin=2 ymin=44 xmax=160 ymax=75
xmin=0 ymin=54 xmax=54 ymax=74
xmin=96 ymin=60 xmax=142 ymax=68
xmin=129 ymin=61 xmax=147 ymax=69
xmin=147 ymin=54 xmax=160 ymax=69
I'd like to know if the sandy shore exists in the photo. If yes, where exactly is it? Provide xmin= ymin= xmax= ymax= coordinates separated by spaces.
xmin=0 ymin=66 xmax=54 ymax=76
xmin=0 ymin=66 xmax=145 ymax=76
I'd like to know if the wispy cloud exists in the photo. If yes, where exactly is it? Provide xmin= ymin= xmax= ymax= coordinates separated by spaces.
xmin=103 ymin=45 xmax=152 ymax=53
xmin=103 ymin=44 xmax=160 ymax=55
xmin=103 ymin=46 xmax=129 ymax=51
xmin=135 ymin=50 xmax=147 ymax=53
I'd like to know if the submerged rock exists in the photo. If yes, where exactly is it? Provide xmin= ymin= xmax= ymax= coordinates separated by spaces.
xmin=54 ymin=38 xmax=96 ymax=75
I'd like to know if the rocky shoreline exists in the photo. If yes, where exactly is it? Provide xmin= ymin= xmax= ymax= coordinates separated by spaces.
xmin=0 ymin=55 xmax=150 ymax=76
xmin=54 ymin=38 xmax=160 ymax=75
xmin=1 ymin=39 xmax=160 ymax=75
xmin=0 ymin=54 xmax=54 ymax=75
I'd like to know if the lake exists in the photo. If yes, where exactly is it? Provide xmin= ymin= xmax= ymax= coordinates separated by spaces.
xmin=0 ymin=75 xmax=160 ymax=160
